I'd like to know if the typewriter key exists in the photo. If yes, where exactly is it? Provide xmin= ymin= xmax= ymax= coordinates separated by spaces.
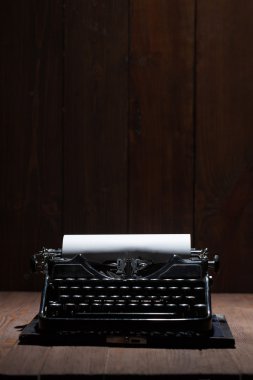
xmin=166 ymin=304 xmax=177 ymax=312
xmin=178 ymin=303 xmax=190 ymax=316
xmin=114 ymin=303 xmax=126 ymax=311
xmin=103 ymin=303 xmax=115 ymax=312
xmin=153 ymin=303 xmax=164 ymax=308
xmin=72 ymin=294 xmax=82 ymax=303
xmin=161 ymin=295 xmax=170 ymax=300
xmin=193 ymin=303 xmax=207 ymax=317
xmin=142 ymin=303 xmax=152 ymax=308
xmin=83 ymin=285 xmax=92 ymax=290
xmin=181 ymin=287 xmax=191 ymax=295
xmin=185 ymin=295 xmax=196 ymax=304
xmin=47 ymin=303 xmax=62 ymax=317
xmin=78 ymin=303 xmax=89 ymax=312
xmin=171 ymin=295 xmax=182 ymax=302
xmin=59 ymin=294 xmax=70 ymax=303
xmin=145 ymin=286 xmax=154 ymax=290
xmin=54 ymin=278 xmax=64 ymax=285
xmin=65 ymin=277 xmax=75 ymax=283
xmin=89 ymin=303 xmax=102 ymax=311
xmin=157 ymin=286 xmax=166 ymax=291
xmin=65 ymin=303 xmax=76 ymax=315
xmin=98 ymin=294 xmax=107 ymax=299
xmin=70 ymin=286 xmax=80 ymax=294
xmin=58 ymin=286 xmax=68 ymax=295
xmin=128 ymin=303 xmax=140 ymax=309
xmin=168 ymin=286 xmax=179 ymax=295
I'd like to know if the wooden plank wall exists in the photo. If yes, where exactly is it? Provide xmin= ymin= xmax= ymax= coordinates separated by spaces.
xmin=1 ymin=0 xmax=253 ymax=292
xmin=63 ymin=0 xmax=128 ymax=234
xmin=196 ymin=0 xmax=253 ymax=292
xmin=129 ymin=0 xmax=194 ymax=234
xmin=0 ymin=0 xmax=63 ymax=290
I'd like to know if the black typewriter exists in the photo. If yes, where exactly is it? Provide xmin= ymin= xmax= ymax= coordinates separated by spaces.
xmin=29 ymin=234 xmax=226 ymax=344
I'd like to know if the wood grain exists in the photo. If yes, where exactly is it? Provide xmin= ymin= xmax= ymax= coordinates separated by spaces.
xmin=41 ymin=346 xmax=108 ymax=376
xmin=0 ymin=292 xmax=40 ymax=361
xmin=63 ymin=0 xmax=128 ymax=234
xmin=128 ymin=0 xmax=195 ymax=234
xmin=212 ymin=293 xmax=253 ymax=375
xmin=106 ymin=346 xmax=238 ymax=376
xmin=0 ymin=0 xmax=63 ymax=290
xmin=2 ymin=292 xmax=253 ymax=377
xmin=195 ymin=0 xmax=253 ymax=291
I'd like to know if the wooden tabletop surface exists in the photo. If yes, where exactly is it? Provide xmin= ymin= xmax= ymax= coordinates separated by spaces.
xmin=0 ymin=292 xmax=253 ymax=378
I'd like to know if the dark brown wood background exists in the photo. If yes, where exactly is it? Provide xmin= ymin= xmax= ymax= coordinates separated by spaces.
xmin=1 ymin=0 xmax=253 ymax=292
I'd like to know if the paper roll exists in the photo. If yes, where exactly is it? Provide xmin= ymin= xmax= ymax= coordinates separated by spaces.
xmin=62 ymin=234 xmax=191 ymax=262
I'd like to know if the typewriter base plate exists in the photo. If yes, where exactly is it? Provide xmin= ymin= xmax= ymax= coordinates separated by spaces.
xmin=19 ymin=314 xmax=234 ymax=348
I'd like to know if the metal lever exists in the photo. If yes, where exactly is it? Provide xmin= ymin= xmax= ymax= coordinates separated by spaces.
xmin=208 ymin=254 xmax=220 ymax=272
xmin=31 ymin=248 xmax=62 ymax=273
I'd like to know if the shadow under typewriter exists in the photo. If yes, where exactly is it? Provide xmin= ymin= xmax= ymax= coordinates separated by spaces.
xmin=20 ymin=247 xmax=235 ymax=348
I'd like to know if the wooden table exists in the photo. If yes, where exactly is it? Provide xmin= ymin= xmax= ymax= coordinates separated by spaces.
xmin=0 ymin=292 xmax=253 ymax=379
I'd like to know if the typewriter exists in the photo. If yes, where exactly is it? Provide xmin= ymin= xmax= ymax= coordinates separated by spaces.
xmin=28 ymin=233 xmax=231 ymax=347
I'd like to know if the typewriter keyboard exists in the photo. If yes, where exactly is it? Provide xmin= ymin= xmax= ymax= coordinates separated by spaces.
xmin=45 ymin=278 xmax=208 ymax=319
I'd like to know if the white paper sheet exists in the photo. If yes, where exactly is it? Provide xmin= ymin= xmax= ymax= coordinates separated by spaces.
xmin=62 ymin=234 xmax=191 ymax=262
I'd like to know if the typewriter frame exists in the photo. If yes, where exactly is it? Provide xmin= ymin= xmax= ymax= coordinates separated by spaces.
xmin=36 ymin=251 xmax=216 ymax=335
